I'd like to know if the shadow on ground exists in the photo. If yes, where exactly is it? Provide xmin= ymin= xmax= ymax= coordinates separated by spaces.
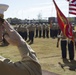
xmin=58 ymin=59 xmax=76 ymax=71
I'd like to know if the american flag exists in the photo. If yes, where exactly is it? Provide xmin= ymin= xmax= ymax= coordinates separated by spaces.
xmin=67 ymin=0 xmax=76 ymax=15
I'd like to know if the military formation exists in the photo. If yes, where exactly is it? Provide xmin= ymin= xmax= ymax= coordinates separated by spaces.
xmin=0 ymin=23 xmax=62 ymax=46
xmin=13 ymin=23 xmax=60 ymax=44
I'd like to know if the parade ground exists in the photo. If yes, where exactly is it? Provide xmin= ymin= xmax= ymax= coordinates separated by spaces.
xmin=0 ymin=37 xmax=76 ymax=75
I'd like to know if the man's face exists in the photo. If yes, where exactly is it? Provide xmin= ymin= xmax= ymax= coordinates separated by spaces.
xmin=0 ymin=18 xmax=4 ymax=26
xmin=0 ymin=18 xmax=4 ymax=41
xmin=0 ymin=22 xmax=3 ymax=41
xmin=0 ymin=20 xmax=3 ymax=26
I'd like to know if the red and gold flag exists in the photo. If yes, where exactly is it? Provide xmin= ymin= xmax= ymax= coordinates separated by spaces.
xmin=53 ymin=0 xmax=74 ymax=41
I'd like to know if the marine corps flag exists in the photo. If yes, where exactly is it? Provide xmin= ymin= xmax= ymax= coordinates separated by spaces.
xmin=53 ymin=0 xmax=74 ymax=41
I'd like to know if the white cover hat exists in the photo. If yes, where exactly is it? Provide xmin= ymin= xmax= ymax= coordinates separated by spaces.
xmin=0 ymin=4 xmax=9 ymax=18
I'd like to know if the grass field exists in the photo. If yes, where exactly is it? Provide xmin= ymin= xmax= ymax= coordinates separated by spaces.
xmin=0 ymin=37 xmax=76 ymax=75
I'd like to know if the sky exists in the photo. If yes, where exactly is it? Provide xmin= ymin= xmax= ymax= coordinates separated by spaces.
xmin=0 ymin=0 xmax=75 ymax=20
